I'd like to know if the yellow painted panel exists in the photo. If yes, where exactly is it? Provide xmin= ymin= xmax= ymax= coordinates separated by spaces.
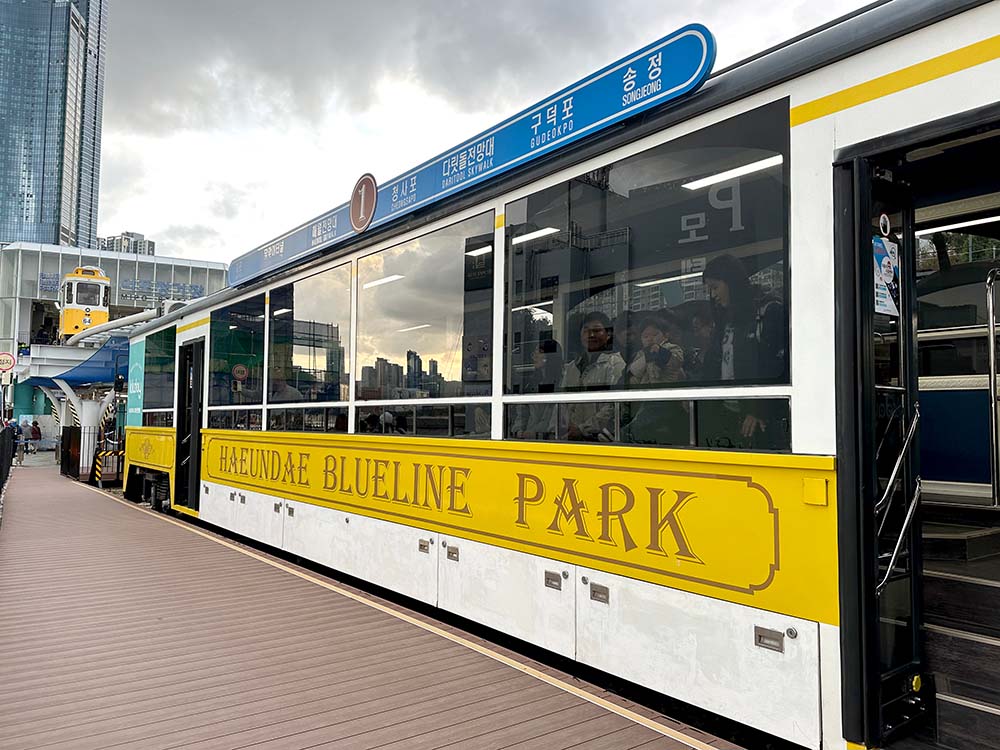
xmin=495 ymin=213 xmax=505 ymax=229
xmin=791 ymin=35 xmax=1000 ymax=126
xmin=124 ymin=426 xmax=176 ymax=503
xmin=177 ymin=317 xmax=209 ymax=333
xmin=201 ymin=431 xmax=840 ymax=624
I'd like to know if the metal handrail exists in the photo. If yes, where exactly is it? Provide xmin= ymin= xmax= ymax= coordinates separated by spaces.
xmin=874 ymin=404 xmax=905 ymax=464
xmin=986 ymin=268 xmax=1000 ymax=507
xmin=875 ymin=405 xmax=920 ymax=516
xmin=877 ymin=479 xmax=922 ymax=597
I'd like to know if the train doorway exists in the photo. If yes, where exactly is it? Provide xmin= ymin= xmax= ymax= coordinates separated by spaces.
xmin=837 ymin=109 xmax=1000 ymax=749
xmin=175 ymin=339 xmax=204 ymax=512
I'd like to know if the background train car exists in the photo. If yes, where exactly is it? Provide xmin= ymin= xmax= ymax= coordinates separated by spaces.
xmin=58 ymin=265 xmax=110 ymax=340
xmin=123 ymin=3 xmax=1000 ymax=749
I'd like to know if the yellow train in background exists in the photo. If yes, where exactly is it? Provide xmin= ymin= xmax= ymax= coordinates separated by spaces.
xmin=58 ymin=266 xmax=110 ymax=340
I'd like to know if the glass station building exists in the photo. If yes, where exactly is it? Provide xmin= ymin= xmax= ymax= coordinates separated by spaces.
xmin=0 ymin=241 xmax=228 ymax=354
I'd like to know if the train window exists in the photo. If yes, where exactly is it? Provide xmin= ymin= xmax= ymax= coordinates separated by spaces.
xmin=504 ymin=397 xmax=789 ymax=451
xmin=76 ymin=282 xmax=102 ymax=306
xmin=268 ymin=263 xmax=350 ymax=404
xmin=64 ymin=283 xmax=73 ymax=305
xmin=208 ymin=409 xmax=262 ymax=430
xmin=267 ymin=406 xmax=348 ymax=433
xmin=142 ymin=412 xmax=174 ymax=428
xmin=102 ymin=285 xmax=110 ymax=307
xmin=143 ymin=327 xmax=176 ymax=410
xmin=209 ymin=295 xmax=265 ymax=406
xmin=356 ymin=404 xmax=490 ymax=438
xmin=916 ymin=229 xmax=1000 ymax=330
xmin=504 ymin=100 xmax=789 ymax=396
xmin=356 ymin=210 xmax=494 ymax=400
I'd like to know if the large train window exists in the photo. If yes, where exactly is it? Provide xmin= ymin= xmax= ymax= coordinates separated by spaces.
xmin=268 ymin=263 xmax=351 ymax=404
xmin=209 ymin=295 xmax=265 ymax=406
xmin=503 ymin=99 xmax=789 ymax=448
xmin=143 ymin=327 xmax=176 ymax=410
xmin=355 ymin=210 xmax=494 ymax=400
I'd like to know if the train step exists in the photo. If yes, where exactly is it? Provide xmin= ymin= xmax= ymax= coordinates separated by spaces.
xmin=923 ymin=554 xmax=1000 ymax=639
xmin=921 ymin=522 xmax=1000 ymax=562
xmin=900 ymin=557 xmax=1000 ymax=750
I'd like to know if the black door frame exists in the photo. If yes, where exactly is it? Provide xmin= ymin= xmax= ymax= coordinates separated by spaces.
xmin=834 ymin=101 xmax=1000 ymax=746
xmin=175 ymin=338 xmax=205 ymax=511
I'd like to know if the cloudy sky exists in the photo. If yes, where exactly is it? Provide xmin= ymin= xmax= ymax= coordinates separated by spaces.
xmin=97 ymin=0 xmax=870 ymax=265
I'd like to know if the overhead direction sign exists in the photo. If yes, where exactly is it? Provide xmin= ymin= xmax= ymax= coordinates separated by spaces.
xmin=228 ymin=23 xmax=717 ymax=287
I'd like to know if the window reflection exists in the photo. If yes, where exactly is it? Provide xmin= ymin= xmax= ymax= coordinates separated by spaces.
xmin=268 ymin=264 xmax=350 ymax=404
xmin=142 ymin=412 xmax=173 ymax=428
xmin=209 ymin=295 xmax=265 ymax=406
xmin=357 ymin=404 xmax=490 ymax=439
xmin=356 ymin=211 xmax=494 ymax=400
xmin=505 ymin=100 xmax=789 ymax=400
xmin=208 ymin=409 xmax=262 ymax=430
xmin=268 ymin=407 xmax=348 ymax=433
xmin=143 ymin=327 xmax=176 ymax=409
xmin=505 ymin=398 xmax=789 ymax=451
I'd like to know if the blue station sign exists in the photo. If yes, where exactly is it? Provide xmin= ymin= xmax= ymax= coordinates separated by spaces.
xmin=229 ymin=23 xmax=717 ymax=287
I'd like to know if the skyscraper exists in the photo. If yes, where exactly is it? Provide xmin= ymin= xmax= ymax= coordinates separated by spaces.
xmin=0 ymin=0 xmax=108 ymax=249
xmin=73 ymin=0 xmax=108 ymax=250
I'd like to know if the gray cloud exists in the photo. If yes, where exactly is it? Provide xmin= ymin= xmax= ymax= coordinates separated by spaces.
xmin=105 ymin=1 xmax=867 ymax=135
xmin=156 ymin=223 xmax=225 ymax=259
xmin=210 ymin=182 xmax=252 ymax=220
xmin=98 ymin=146 xmax=147 ymax=210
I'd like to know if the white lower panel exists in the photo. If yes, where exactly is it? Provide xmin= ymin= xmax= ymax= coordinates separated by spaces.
xmin=576 ymin=567 xmax=821 ymax=749
xmin=233 ymin=489 xmax=284 ymax=548
xmin=437 ymin=535 xmax=575 ymax=658
xmin=199 ymin=481 xmax=235 ymax=531
xmin=337 ymin=514 xmax=437 ymax=606
xmin=819 ymin=622 xmax=844 ymax=750
xmin=281 ymin=499 xmax=350 ymax=569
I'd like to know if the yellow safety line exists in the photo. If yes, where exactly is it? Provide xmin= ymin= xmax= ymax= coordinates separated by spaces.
xmin=791 ymin=34 xmax=1000 ymax=126
xmin=80 ymin=481 xmax=717 ymax=750
xmin=177 ymin=317 xmax=209 ymax=333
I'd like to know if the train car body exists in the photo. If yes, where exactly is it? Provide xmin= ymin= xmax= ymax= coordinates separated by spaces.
xmin=123 ymin=3 xmax=1000 ymax=748
xmin=58 ymin=265 xmax=110 ymax=339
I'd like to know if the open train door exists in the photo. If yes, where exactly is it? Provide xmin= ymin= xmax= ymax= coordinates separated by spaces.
xmin=835 ymin=156 xmax=927 ymax=748
xmin=174 ymin=339 xmax=204 ymax=512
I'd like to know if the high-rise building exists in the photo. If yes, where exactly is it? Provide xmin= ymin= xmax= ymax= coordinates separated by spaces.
xmin=99 ymin=231 xmax=156 ymax=256
xmin=73 ymin=0 xmax=108 ymax=250
xmin=0 ymin=0 xmax=108 ymax=249
xmin=406 ymin=349 xmax=423 ymax=389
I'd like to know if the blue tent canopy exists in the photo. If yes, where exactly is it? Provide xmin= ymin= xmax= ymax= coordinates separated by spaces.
xmin=24 ymin=336 xmax=129 ymax=389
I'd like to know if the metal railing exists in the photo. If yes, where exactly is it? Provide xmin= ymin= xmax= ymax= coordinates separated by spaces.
xmin=875 ymin=406 xmax=920 ymax=520
xmin=874 ymin=406 xmax=920 ymax=598
xmin=877 ymin=479 xmax=922 ymax=598
xmin=986 ymin=267 xmax=1000 ymax=506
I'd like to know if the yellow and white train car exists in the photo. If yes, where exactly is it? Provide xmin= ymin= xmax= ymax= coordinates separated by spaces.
xmin=58 ymin=265 xmax=110 ymax=339
xmin=124 ymin=3 xmax=1000 ymax=748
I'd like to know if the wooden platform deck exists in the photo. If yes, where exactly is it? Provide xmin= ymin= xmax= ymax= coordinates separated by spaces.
xmin=0 ymin=465 xmax=742 ymax=750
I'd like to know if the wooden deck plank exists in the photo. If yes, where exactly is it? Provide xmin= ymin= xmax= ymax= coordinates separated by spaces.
xmin=0 ymin=466 xmax=740 ymax=750
xmin=493 ymin=713 xmax=640 ymax=750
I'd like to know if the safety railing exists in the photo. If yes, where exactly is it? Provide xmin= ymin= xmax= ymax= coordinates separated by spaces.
xmin=877 ymin=478 xmax=922 ymax=597
xmin=875 ymin=405 xmax=920 ymax=520
xmin=986 ymin=268 xmax=1000 ymax=507
xmin=875 ymin=406 xmax=920 ymax=598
